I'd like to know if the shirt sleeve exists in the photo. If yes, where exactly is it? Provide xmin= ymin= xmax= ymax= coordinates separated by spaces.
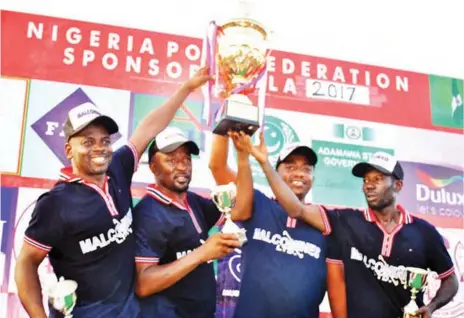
xmin=425 ymin=225 xmax=455 ymax=280
xmin=195 ymin=195 xmax=225 ymax=231
xmin=240 ymin=189 xmax=269 ymax=231
xmin=325 ymin=234 xmax=343 ymax=266
xmin=110 ymin=142 xmax=139 ymax=188
xmin=24 ymin=192 xmax=64 ymax=253
xmin=134 ymin=198 xmax=169 ymax=264
xmin=319 ymin=205 xmax=345 ymax=236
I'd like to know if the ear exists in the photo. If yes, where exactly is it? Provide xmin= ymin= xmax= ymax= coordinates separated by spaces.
xmin=149 ymin=158 xmax=160 ymax=176
xmin=64 ymin=143 xmax=72 ymax=160
xmin=393 ymin=179 xmax=403 ymax=192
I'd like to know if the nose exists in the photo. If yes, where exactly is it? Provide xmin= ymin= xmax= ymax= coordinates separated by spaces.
xmin=93 ymin=142 xmax=105 ymax=152
xmin=291 ymin=169 xmax=306 ymax=179
xmin=176 ymin=161 xmax=188 ymax=171
xmin=363 ymin=182 xmax=375 ymax=191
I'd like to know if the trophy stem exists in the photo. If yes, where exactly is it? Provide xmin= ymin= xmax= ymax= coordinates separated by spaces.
xmin=403 ymin=288 xmax=420 ymax=318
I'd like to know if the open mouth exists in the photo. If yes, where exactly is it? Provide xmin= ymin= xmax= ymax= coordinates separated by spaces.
xmin=91 ymin=156 xmax=108 ymax=165
xmin=290 ymin=180 xmax=305 ymax=187
xmin=175 ymin=175 xmax=190 ymax=183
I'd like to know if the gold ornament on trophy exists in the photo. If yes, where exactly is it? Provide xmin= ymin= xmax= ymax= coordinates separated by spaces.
xmin=201 ymin=0 xmax=270 ymax=136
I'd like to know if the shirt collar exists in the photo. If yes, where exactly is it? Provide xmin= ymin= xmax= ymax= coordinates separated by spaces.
xmin=59 ymin=166 xmax=109 ymax=190
xmin=146 ymin=184 xmax=189 ymax=210
xmin=364 ymin=204 xmax=413 ymax=224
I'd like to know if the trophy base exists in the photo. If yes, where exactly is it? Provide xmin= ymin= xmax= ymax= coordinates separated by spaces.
xmin=403 ymin=300 xmax=420 ymax=318
xmin=221 ymin=218 xmax=248 ymax=246
xmin=213 ymin=94 xmax=260 ymax=136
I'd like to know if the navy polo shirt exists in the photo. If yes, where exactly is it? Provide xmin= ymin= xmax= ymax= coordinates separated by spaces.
xmin=233 ymin=190 xmax=328 ymax=318
xmin=320 ymin=205 xmax=455 ymax=318
xmin=134 ymin=185 xmax=225 ymax=318
xmin=24 ymin=143 xmax=141 ymax=318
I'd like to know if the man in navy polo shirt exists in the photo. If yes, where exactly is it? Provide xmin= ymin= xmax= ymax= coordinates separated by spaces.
xmin=209 ymin=132 xmax=345 ymax=318
xmin=248 ymin=139 xmax=459 ymax=318
xmin=14 ymin=68 xmax=213 ymax=318
xmin=133 ymin=128 xmax=251 ymax=318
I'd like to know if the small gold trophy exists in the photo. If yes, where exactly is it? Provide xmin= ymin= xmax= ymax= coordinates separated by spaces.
xmin=403 ymin=267 xmax=429 ymax=318
xmin=211 ymin=183 xmax=247 ymax=246
xmin=201 ymin=0 xmax=270 ymax=136
xmin=49 ymin=276 xmax=78 ymax=318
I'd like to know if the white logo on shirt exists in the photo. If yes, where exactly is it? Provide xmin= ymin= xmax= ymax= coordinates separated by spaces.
xmin=79 ymin=209 xmax=133 ymax=254
xmin=252 ymin=228 xmax=321 ymax=259
xmin=350 ymin=246 xmax=408 ymax=287
xmin=176 ymin=249 xmax=194 ymax=259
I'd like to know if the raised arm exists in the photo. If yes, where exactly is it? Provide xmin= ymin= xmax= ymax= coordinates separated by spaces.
xmin=209 ymin=134 xmax=237 ymax=185
xmin=247 ymin=132 xmax=327 ymax=232
xmin=228 ymin=132 xmax=254 ymax=221
xmin=129 ymin=67 xmax=213 ymax=159
xmin=15 ymin=244 xmax=48 ymax=318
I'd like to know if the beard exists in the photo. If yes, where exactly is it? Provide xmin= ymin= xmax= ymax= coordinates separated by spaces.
xmin=367 ymin=186 xmax=395 ymax=211
xmin=171 ymin=182 xmax=189 ymax=193
xmin=367 ymin=196 xmax=394 ymax=211
xmin=170 ymin=175 xmax=191 ymax=193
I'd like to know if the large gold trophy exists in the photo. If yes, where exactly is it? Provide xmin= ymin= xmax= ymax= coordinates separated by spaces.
xmin=201 ymin=0 xmax=270 ymax=136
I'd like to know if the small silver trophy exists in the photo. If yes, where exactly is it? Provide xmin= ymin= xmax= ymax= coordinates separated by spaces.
xmin=48 ymin=276 xmax=78 ymax=318
xmin=403 ymin=267 xmax=429 ymax=318
xmin=211 ymin=183 xmax=248 ymax=246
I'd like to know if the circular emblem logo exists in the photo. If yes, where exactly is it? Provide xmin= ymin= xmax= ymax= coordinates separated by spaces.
xmin=237 ymin=115 xmax=299 ymax=185
xmin=228 ymin=254 xmax=242 ymax=283
xmin=345 ymin=126 xmax=362 ymax=140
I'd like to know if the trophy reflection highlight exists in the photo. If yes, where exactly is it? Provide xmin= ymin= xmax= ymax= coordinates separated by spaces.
xmin=403 ymin=267 xmax=429 ymax=318
xmin=48 ymin=276 xmax=78 ymax=318
xmin=201 ymin=1 xmax=270 ymax=136
xmin=211 ymin=183 xmax=248 ymax=246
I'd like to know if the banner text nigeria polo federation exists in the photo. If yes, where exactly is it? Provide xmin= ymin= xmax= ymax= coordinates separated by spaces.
xmin=26 ymin=21 xmax=410 ymax=97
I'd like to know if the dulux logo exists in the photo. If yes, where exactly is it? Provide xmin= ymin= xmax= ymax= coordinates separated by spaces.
xmin=415 ymin=170 xmax=464 ymax=206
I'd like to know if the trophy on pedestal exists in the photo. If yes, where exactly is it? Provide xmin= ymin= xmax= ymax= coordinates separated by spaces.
xmin=48 ymin=276 xmax=78 ymax=318
xmin=211 ymin=183 xmax=248 ymax=246
xmin=403 ymin=267 xmax=429 ymax=318
xmin=201 ymin=0 xmax=270 ymax=136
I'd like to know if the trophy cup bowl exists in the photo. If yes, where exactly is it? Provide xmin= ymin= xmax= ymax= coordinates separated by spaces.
xmin=211 ymin=183 xmax=248 ymax=246
xmin=403 ymin=267 xmax=429 ymax=318
xmin=213 ymin=18 xmax=269 ymax=136
xmin=49 ymin=277 xmax=78 ymax=318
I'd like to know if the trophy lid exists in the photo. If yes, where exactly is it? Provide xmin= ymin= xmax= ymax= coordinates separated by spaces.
xmin=215 ymin=0 xmax=270 ymax=38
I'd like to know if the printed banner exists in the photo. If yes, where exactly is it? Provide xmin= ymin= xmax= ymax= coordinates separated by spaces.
xmin=20 ymin=79 xmax=131 ymax=179
xmin=397 ymin=162 xmax=464 ymax=220
xmin=0 ymin=78 xmax=29 ymax=175
xmin=0 ymin=187 xmax=19 ymax=293
xmin=2 ymin=10 xmax=462 ymax=134
xmin=129 ymin=92 xmax=218 ymax=188
xmin=425 ymin=228 xmax=464 ymax=318
xmin=429 ymin=75 xmax=464 ymax=130
xmin=1 ymin=8 xmax=463 ymax=318
xmin=215 ymin=248 xmax=242 ymax=318
xmin=311 ymin=140 xmax=394 ymax=207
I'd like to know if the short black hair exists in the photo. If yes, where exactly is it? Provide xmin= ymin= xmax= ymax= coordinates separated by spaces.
xmin=147 ymin=139 xmax=158 ymax=163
